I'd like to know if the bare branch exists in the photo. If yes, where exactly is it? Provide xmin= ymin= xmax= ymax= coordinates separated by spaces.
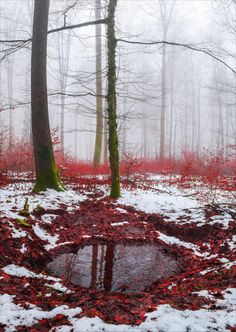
xmin=48 ymin=18 xmax=108 ymax=35
xmin=0 ymin=18 xmax=108 ymax=44
xmin=117 ymin=38 xmax=236 ymax=74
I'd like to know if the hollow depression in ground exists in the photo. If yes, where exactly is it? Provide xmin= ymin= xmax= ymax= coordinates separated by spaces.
xmin=47 ymin=242 xmax=181 ymax=292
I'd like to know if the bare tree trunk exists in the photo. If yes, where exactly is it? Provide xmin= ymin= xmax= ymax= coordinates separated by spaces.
xmin=168 ymin=46 xmax=175 ymax=159
xmin=184 ymin=81 xmax=188 ymax=152
xmin=103 ymin=16 xmax=109 ymax=164
xmin=142 ymin=105 xmax=147 ymax=159
xmin=209 ymin=86 xmax=215 ymax=151
xmin=7 ymin=57 xmax=14 ymax=153
xmin=122 ymin=83 xmax=128 ymax=157
xmin=31 ymin=0 xmax=64 ymax=192
xmin=107 ymin=0 xmax=120 ymax=197
xmin=93 ymin=0 xmax=103 ymax=167
xmin=103 ymin=111 xmax=108 ymax=163
xmin=191 ymin=80 xmax=195 ymax=153
xmin=58 ymin=31 xmax=71 ymax=159
xmin=74 ymin=111 xmax=78 ymax=160
xmin=216 ymin=89 xmax=224 ymax=154
xmin=160 ymin=39 xmax=166 ymax=160
xmin=196 ymin=85 xmax=201 ymax=157
xmin=159 ymin=0 xmax=174 ymax=160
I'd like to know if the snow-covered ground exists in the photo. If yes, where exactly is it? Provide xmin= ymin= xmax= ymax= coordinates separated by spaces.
xmin=1 ymin=291 xmax=235 ymax=332
xmin=118 ymin=179 xmax=235 ymax=228
xmin=0 ymin=175 xmax=235 ymax=331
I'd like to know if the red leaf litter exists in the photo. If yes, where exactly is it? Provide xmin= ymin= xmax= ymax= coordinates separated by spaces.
xmin=0 ymin=173 xmax=235 ymax=331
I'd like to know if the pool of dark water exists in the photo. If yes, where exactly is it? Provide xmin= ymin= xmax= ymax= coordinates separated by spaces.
xmin=47 ymin=243 xmax=180 ymax=292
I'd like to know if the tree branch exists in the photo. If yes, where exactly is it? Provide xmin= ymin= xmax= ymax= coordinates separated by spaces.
xmin=0 ymin=18 xmax=108 ymax=44
xmin=48 ymin=18 xmax=108 ymax=35
xmin=117 ymin=38 xmax=236 ymax=74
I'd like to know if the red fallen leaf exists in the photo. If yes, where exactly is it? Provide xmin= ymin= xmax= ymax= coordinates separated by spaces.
xmin=53 ymin=314 xmax=65 ymax=321
xmin=84 ymin=308 xmax=101 ymax=317
xmin=114 ymin=315 xmax=126 ymax=323
xmin=2 ymin=273 xmax=10 ymax=280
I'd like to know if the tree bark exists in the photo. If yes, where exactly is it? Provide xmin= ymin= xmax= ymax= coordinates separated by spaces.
xmin=160 ymin=39 xmax=166 ymax=160
xmin=107 ymin=0 xmax=120 ymax=197
xmin=58 ymin=31 xmax=71 ymax=160
xmin=31 ymin=0 xmax=64 ymax=192
xmin=93 ymin=0 xmax=103 ymax=168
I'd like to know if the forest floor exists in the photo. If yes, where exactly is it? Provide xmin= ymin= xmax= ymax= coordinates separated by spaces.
xmin=0 ymin=173 xmax=235 ymax=332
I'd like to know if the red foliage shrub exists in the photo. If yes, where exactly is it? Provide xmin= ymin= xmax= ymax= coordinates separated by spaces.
xmin=0 ymin=138 xmax=34 ymax=175
xmin=0 ymin=129 xmax=235 ymax=192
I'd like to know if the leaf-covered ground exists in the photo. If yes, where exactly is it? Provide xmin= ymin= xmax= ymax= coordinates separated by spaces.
xmin=0 ymin=174 xmax=235 ymax=332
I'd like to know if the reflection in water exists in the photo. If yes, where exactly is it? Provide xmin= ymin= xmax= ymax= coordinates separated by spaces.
xmin=47 ymin=243 xmax=179 ymax=292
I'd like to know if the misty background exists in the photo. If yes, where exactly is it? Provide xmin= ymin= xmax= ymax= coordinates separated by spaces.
xmin=0 ymin=0 xmax=235 ymax=161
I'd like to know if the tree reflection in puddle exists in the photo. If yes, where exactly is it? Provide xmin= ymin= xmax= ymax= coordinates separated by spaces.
xmin=47 ymin=243 xmax=180 ymax=292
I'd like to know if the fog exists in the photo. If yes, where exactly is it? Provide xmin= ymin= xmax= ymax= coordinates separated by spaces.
xmin=0 ymin=0 xmax=235 ymax=161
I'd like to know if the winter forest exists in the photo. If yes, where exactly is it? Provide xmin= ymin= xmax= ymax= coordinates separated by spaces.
xmin=0 ymin=0 xmax=235 ymax=331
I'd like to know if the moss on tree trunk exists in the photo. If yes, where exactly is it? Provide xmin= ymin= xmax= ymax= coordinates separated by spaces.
xmin=31 ymin=0 xmax=64 ymax=193
xmin=107 ymin=0 xmax=120 ymax=198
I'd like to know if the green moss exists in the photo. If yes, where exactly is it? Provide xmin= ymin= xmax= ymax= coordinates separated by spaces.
xmin=16 ymin=217 xmax=31 ymax=227
xmin=33 ymin=164 xmax=65 ymax=193
xmin=110 ymin=178 xmax=120 ymax=197
xmin=19 ymin=197 xmax=30 ymax=217
xmin=33 ymin=142 xmax=66 ymax=193
xmin=107 ymin=0 xmax=120 ymax=198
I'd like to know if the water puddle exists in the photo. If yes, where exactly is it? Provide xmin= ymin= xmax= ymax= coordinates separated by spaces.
xmin=47 ymin=243 xmax=180 ymax=292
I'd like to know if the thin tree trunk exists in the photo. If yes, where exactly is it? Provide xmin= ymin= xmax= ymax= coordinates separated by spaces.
xmin=7 ymin=58 xmax=14 ymax=153
xmin=93 ymin=0 xmax=103 ymax=167
xmin=169 ymin=47 xmax=175 ymax=159
xmin=159 ymin=0 xmax=174 ymax=160
xmin=122 ymin=85 xmax=127 ymax=157
xmin=107 ymin=0 xmax=120 ymax=197
xmin=191 ymin=80 xmax=195 ymax=153
xmin=103 ymin=14 xmax=109 ymax=164
xmin=58 ymin=32 xmax=70 ymax=160
xmin=196 ymin=85 xmax=201 ymax=157
xmin=31 ymin=0 xmax=64 ymax=192
xmin=103 ymin=111 xmax=108 ymax=163
xmin=160 ymin=39 xmax=166 ymax=160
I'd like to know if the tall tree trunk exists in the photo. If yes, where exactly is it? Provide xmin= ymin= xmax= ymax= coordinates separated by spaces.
xmin=191 ymin=80 xmax=195 ymax=153
xmin=74 ymin=112 xmax=78 ymax=160
xmin=93 ymin=0 xmax=103 ymax=167
xmin=158 ymin=0 xmax=174 ymax=160
xmin=196 ymin=85 xmax=201 ymax=157
xmin=7 ymin=57 xmax=14 ymax=154
xmin=58 ymin=30 xmax=71 ymax=160
xmin=103 ymin=112 xmax=108 ymax=163
xmin=159 ymin=39 xmax=166 ymax=160
xmin=122 ymin=84 xmax=128 ymax=157
xmin=107 ymin=0 xmax=120 ymax=197
xmin=184 ymin=78 xmax=188 ymax=152
xmin=168 ymin=46 xmax=175 ymax=159
xmin=31 ymin=0 xmax=64 ymax=192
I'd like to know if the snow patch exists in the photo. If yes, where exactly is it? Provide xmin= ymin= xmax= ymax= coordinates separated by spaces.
xmin=0 ymin=294 xmax=81 ymax=332
xmin=33 ymin=223 xmax=59 ymax=250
